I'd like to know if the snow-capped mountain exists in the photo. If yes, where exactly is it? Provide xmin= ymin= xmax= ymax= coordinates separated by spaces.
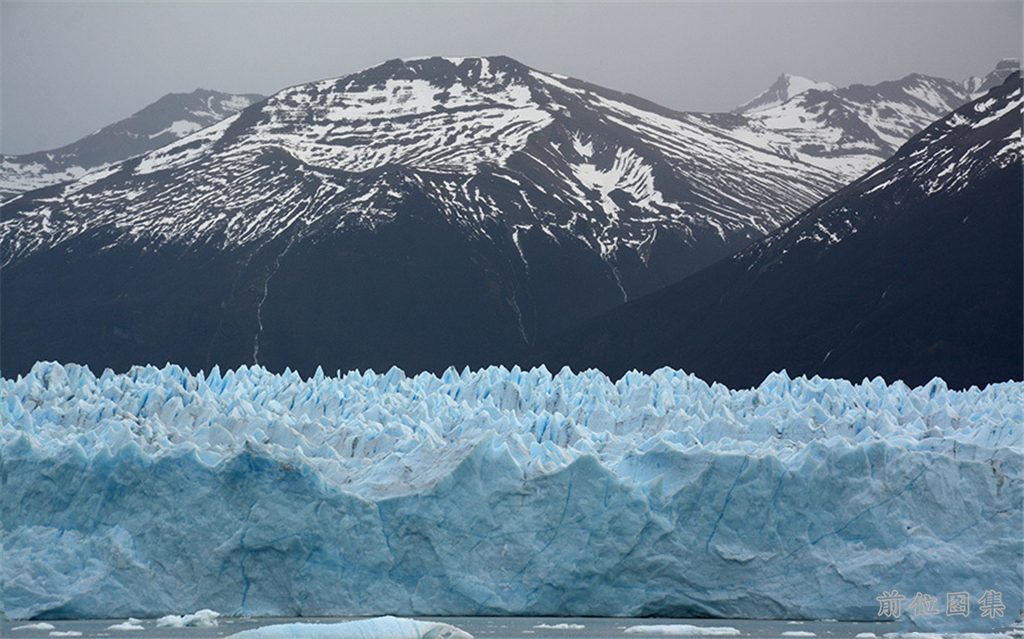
xmin=0 ymin=89 xmax=264 ymax=201
xmin=2 ymin=57 xmax=1014 ymax=379
xmin=732 ymin=73 xmax=837 ymax=114
xmin=2 ymin=57 xmax=844 ymax=268
xmin=730 ymin=71 xmax=982 ymax=181
xmin=0 ymin=56 xmax=847 ymax=377
xmin=530 ymin=73 xmax=1023 ymax=389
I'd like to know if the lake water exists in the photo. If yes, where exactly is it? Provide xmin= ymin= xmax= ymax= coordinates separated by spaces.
xmin=0 ymin=616 xmax=920 ymax=639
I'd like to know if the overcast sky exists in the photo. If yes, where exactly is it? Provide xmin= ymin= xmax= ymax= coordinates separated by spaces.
xmin=2 ymin=1 xmax=1021 ymax=156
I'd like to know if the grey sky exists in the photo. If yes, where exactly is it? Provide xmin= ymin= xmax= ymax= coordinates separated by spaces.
xmin=2 ymin=1 xmax=1021 ymax=156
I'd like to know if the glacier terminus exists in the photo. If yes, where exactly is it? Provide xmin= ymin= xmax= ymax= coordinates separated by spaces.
xmin=2 ymin=362 xmax=1020 ymax=627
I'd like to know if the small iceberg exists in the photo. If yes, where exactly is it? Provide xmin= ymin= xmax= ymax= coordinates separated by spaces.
xmin=156 ymin=609 xmax=220 ymax=628
xmin=624 ymin=626 xmax=741 ymax=636
xmin=228 ymin=616 xmax=473 ymax=639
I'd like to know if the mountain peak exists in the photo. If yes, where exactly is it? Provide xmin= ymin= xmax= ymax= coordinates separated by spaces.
xmin=964 ymin=58 xmax=1020 ymax=96
xmin=733 ymin=73 xmax=836 ymax=114
xmin=328 ymin=55 xmax=534 ymax=94
xmin=995 ymin=58 xmax=1020 ymax=71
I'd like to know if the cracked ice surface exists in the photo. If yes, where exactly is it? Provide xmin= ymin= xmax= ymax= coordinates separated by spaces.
xmin=2 ymin=362 xmax=1021 ymax=624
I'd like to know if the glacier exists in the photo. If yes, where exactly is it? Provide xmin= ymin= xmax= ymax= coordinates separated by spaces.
xmin=1 ymin=362 xmax=1021 ymax=627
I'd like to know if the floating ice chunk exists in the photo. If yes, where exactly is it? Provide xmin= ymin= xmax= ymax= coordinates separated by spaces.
xmin=14 ymin=624 xmax=57 ymax=631
xmin=782 ymin=633 xmax=816 ymax=637
xmin=534 ymin=625 xmax=586 ymax=630
xmin=49 ymin=633 xmax=83 ymax=637
xmin=107 ymin=622 xmax=145 ymax=631
xmin=624 ymin=627 xmax=741 ymax=636
xmin=855 ymin=634 xmax=878 ymax=638
xmin=228 ymin=617 xmax=473 ymax=639
xmin=155 ymin=609 xmax=220 ymax=628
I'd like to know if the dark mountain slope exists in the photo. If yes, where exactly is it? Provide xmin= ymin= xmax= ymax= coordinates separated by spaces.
xmin=0 ymin=57 xmax=844 ymax=377
xmin=3 ymin=58 xmax=1011 ymax=379
xmin=527 ymin=74 xmax=1023 ymax=389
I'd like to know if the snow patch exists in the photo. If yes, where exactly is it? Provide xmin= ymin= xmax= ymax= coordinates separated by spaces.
xmin=149 ymin=120 xmax=203 ymax=139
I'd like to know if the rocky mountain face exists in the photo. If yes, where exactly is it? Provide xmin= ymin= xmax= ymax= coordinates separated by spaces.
xmin=1 ymin=56 xmax=845 ymax=377
xmin=0 ymin=89 xmax=264 ymax=201
xmin=2 ymin=57 xmax=1015 ymax=379
xmin=528 ymin=74 xmax=1023 ymax=389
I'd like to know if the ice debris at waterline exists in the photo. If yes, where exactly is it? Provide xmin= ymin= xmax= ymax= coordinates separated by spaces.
xmin=155 ymin=609 xmax=220 ymax=628
xmin=624 ymin=626 xmax=741 ymax=636
xmin=2 ymin=362 xmax=1021 ymax=625
xmin=227 ymin=616 xmax=473 ymax=639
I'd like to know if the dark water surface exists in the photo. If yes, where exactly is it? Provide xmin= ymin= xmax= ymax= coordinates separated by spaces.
xmin=0 ymin=616 xmax=917 ymax=639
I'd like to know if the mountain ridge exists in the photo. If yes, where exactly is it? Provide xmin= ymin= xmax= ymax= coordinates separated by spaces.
xmin=0 ymin=88 xmax=264 ymax=201
xmin=526 ymin=73 xmax=1023 ymax=389
xmin=1 ymin=57 xmax=1017 ymax=380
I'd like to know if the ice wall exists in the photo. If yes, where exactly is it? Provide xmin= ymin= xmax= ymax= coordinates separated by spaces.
xmin=2 ymin=362 xmax=1021 ymax=626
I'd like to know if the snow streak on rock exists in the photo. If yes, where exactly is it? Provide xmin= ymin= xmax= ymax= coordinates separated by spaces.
xmin=0 ymin=57 xmax=841 ymax=271
xmin=749 ymin=73 xmax=1021 ymax=256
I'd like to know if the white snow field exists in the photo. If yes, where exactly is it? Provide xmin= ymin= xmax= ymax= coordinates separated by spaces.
xmin=2 ymin=362 xmax=1021 ymax=625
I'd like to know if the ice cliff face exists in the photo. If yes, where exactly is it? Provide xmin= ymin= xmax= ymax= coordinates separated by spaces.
xmin=3 ymin=362 xmax=1020 ymax=626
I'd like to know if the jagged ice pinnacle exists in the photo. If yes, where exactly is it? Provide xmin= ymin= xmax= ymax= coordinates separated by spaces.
xmin=2 ymin=362 xmax=1020 ymax=627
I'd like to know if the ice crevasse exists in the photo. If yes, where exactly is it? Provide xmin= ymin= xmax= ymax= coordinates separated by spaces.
xmin=1 ymin=361 xmax=1021 ymax=627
